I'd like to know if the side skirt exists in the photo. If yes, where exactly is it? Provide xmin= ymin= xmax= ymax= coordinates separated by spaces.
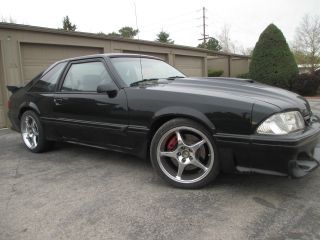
xmin=64 ymin=140 xmax=134 ymax=155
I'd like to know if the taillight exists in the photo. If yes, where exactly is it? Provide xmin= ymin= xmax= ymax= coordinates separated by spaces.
xmin=7 ymin=100 xmax=11 ymax=109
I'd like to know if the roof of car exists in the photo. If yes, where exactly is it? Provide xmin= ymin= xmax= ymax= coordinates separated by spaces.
xmin=58 ymin=53 xmax=163 ymax=63
xmin=43 ymin=53 xmax=165 ymax=76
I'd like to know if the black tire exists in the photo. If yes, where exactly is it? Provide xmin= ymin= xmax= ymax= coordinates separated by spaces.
xmin=150 ymin=118 xmax=219 ymax=189
xmin=20 ymin=110 xmax=52 ymax=153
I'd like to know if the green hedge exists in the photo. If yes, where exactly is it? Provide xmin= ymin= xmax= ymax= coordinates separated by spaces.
xmin=292 ymin=74 xmax=320 ymax=96
xmin=208 ymin=69 xmax=224 ymax=77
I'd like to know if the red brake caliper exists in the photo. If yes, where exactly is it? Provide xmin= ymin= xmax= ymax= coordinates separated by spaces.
xmin=166 ymin=135 xmax=178 ymax=151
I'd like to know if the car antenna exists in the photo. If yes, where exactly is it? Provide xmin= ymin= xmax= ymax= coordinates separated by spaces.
xmin=134 ymin=2 xmax=144 ymax=80
xmin=134 ymin=2 xmax=140 ymax=41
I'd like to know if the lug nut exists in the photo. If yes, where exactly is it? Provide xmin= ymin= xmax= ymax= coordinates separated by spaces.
xmin=182 ymin=158 xmax=186 ymax=163
xmin=190 ymin=156 xmax=193 ymax=160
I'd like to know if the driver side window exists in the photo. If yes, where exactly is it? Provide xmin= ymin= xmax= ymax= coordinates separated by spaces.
xmin=62 ymin=61 xmax=113 ymax=92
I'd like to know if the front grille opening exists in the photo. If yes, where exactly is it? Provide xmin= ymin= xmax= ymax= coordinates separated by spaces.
xmin=304 ymin=114 xmax=311 ymax=126
xmin=297 ymin=152 xmax=311 ymax=161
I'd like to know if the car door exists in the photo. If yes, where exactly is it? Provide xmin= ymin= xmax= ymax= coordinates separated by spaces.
xmin=53 ymin=58 xmax=129 ymax=149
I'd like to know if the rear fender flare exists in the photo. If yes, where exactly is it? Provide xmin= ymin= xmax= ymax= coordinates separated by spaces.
xmin=18 ymin=102 xmax=41 ymax=118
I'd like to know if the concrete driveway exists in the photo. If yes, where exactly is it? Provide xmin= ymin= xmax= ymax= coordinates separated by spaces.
xmin=1 ymin=101 xmax=320 ymax=240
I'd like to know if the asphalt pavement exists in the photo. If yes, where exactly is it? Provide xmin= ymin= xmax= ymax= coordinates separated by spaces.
xmin=308 ymin=99 xmax=320 ymax=117
xmin=1 ymin=100 xmax=320 ymax=240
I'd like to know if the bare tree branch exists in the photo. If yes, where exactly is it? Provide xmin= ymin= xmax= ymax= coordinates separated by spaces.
xmin=218 ymin=24 xmax=241 ymax=54
xmin=294 ymin=14 xmax=320 ymax=72
xmin=1 ymin=16 xmax=16 ymax=23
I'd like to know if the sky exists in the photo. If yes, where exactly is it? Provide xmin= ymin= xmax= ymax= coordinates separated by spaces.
xmin=0 ymin=0 xmax=319 ymax=53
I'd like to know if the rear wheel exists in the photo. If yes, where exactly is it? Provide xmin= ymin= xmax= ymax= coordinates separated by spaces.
xmin=20 ymin=110 xmax=51 ymax=153
xmin=150 ymin=118 xmax=219 ymax=189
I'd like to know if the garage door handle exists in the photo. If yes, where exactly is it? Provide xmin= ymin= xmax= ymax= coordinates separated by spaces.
xmin=54 ymin=98 xmax=66 ymax=105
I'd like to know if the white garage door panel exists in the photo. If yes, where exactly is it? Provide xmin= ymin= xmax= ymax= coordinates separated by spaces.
xmin=180 ymin=68 xmax=202 ymax=77
xmin=23 ymin=65 xmax=47 ymax=83
xmin=0 ymin=41 xmax=5 ymax=128
xmin=21 ymin=43 xmax=103 ymax=83
xmin=175 ymin=55 xmax=203 ymax=77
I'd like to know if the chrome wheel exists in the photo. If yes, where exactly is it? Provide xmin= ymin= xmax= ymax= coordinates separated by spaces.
xmin=156 ymin=126 xmax=214 ymax=184
xmin=21 ymin=115 xmax=39 ymax=150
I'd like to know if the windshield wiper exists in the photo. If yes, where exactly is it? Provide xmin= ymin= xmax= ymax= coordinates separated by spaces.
xmin=166 ymin=76 xmax=185 ymax=80
xmin=130 ymin=76 xmax=185 ymax=86
xmin=130 ymin=78 xmax=159 ymax=86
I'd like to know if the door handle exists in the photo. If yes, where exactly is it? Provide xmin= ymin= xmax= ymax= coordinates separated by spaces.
xmin=54 ymin=98 xmax=67 ymax=105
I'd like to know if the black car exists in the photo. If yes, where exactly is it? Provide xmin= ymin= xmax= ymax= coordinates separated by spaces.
xmin=7 ymin=53 xmax=320 ymax=188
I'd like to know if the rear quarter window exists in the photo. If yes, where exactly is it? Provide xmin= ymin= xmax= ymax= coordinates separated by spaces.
xmin=30 ymin=62 xmax=67 ymax=92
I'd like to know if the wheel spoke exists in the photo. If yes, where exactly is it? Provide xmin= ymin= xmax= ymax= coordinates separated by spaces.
xmin=191 ymin=159 xmax=208 ymax=171
xmin=32 ymin=135 xmax=38 ymax=147
xmin=176 ymin=163 xmax=186 ymax=180
xmin=189 ymin=139 xmax=206 ymax=152
xmin=175 ymin=131 xmax=185 ymax=146
xmin=160 ymin=151 xmax=176 ymax=159
xmin=29 ymin=135 xmax=33 ymax=146
xmin=22 ymin=132 xmax=29 ymax=139
xmin=32 ymin=121 xmax=39 ymax=136
xmin=25 ymin=118 xmax=31 ymax=128
xmin=27 ymin=135 xmax=33 ymax=147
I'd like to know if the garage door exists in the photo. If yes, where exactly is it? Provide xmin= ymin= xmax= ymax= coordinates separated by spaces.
xmin=20 ymin=43 xmax=103 ymax=83
xmin=175 ymin=55 xmax=203 ymax=77
xmin=122 ymin=50 xmax=168 ymax=62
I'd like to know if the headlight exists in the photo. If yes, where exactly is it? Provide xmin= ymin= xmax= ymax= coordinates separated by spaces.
xmin=257 ymin=111 xmax=305 ymax=135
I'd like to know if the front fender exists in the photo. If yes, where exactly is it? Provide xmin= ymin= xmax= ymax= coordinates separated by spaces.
xmin=152 ymin=106 xmax=216 ymax=132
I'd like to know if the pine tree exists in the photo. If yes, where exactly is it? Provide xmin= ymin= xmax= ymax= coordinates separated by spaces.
xmin=62 ymin=16 xmax=76 ymax=31
xmin=249 ymin=24 xmax=298 ymax=89
xmin=118 ymin=27 xmax=139 ymax=38
xmin=156 ymin=31 xmax=174 ymax=44
xmin=197 ymin=37 xmax=222 ymax=51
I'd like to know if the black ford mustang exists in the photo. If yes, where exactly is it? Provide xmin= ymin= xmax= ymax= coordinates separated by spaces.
xmin=7 ymin=53 xmax=320 ymax=188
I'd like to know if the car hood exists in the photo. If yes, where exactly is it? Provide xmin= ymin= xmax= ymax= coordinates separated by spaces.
xmin=146 ymin=77 xmax=311 ymax=116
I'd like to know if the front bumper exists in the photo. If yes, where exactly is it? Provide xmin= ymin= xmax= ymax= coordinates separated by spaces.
xmin=215 ymin=116 xmax=320 ymax=177
xmin=288 ymin=150 xmax=320 ymax=178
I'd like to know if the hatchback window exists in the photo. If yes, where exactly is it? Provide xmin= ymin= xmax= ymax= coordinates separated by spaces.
xmin=62 ymin=61 xmax=113 ymax=92
xmin=30 ymin=62 xmax=66 ymax=92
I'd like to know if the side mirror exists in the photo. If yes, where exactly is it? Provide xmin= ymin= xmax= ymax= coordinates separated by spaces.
xmin=97 ymin=84 xmax=118 ymax=98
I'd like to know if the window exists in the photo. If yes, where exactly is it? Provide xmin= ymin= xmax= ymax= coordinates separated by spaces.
xmin=110 ymin=57 xmax=185 ymax=86
xmin=30 ymin=62 xmax=67 ymax=92
xmin=62 ymin=61 xmax=113 ymax=92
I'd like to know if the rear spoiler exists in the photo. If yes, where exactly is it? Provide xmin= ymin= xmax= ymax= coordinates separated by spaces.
xmin=7 ymin=86 xmax=21 ymax=94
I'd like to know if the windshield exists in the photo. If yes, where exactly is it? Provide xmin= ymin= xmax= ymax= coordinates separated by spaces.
xmin=110 ymin=57 xmax=185 ymax=86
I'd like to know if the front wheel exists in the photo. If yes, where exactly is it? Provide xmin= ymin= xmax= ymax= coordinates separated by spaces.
xmin=20 ymin=110 xmax=51 ymax=153
xmin=150 ymin=118 xmax=219 ymax=189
